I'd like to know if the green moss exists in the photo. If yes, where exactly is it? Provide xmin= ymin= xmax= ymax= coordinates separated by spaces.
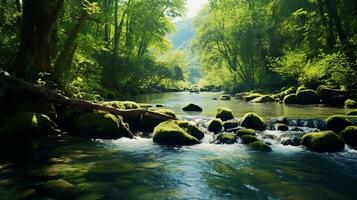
xmin=175 ymin=120 xmax=204 ymax=140
xmin=251 ymin=95 xmax=275 ymax=103
xmin=283 ymin=94 xmax=297 ymax=104
xmin=240 ymin=112 xmax=266 ymax=131
xmin=340 ymin=126 xmax=357 ymax=149
xmin=152 ymin=121 xmax=200 ymax=145
xmin=182 ymin=103 xmax=203 ymax=112
xmin=149 ymin=108 xmax=176 ymax=118
xmin=248 ymin=141 xmax=272 ymax=152
xmin=223 ymin=119 xmax=239 ymax=130
xmin=301 ymin=131 xmax=344 ymax=153
xmin=275 ymin=123 xmax=289 ymax=131
xmin=326 ymin=115 xmax=352 ymax=133
xmin=345 ymin=99 xmax=357 ymax=108
xmin=215 ymin=133 xmax=237 ymax=144
xmin=220 ymin=95 xmax=231 ymax=100
xmin=241 ymin=135 xmax=258 ymax=144
xmin=296 ymin=85 xmax=307 ymax=93
xmin=296 ymin=89 xmax=320 ymax=104
xmin=102 ymin=101 xmax=140 ymax=110
xmin=284 ymin=86 xmax=296 ymax=96
xmin=215 ymin=107 xmax=234 ymax=121
xmin=0 ymin=112 xmax=54 ymax=138
xmin=346 ymin=109 xmax=357 ymax=116
xmin=138 ymin=103 xmax=153 ymax=109
xmin=244 ymin=93 xmax=263 ymax=102
xmin=208 ymin=119 xmax=223 ymax=134
xmin=236 ymin=129 xmax=256 ymax=137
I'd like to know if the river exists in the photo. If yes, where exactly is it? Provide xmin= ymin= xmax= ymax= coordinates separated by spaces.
xmin=0 ymin=92 xmax=356 ymax=199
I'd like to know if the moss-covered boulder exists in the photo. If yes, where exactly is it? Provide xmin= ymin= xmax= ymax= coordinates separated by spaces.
xmin=182 ymin=103 xmax=203 ymax=112
xmin=0 ymin=112 xmax=54 ymax=138
xmin=214 ymin=133 xmax=237 ymax=144
xmin=149 ymin=108 xmax=176 ymax=118
xmin=208 ymin=119 xmax=223 ymax=134
xmin=251 ymin=95 xmax=275 ymax=103
xmin=296 ymin=89 xmax=320 ymax=104
xmin=138 ymin=103 xmax=153 ymax=108
xmin=223 ymin=119 xmax=239 ymax=130
xmin=175 ymin=120 xmax=205 ymax=140
xmin=301 ymin=131 xmax=344 ymax=153
xmin=275 ymin=123 xmax=289 ymax=131
xmin=296 ymin=85 xmax=307 ymax=93
xmin=152 ymin=121 xmax=200 ymax=145
xmin=347 ymin=109 xmax=357 ymax=116
xmin=326 ymin=115 xmax=352 ymax=133
xmin=331 ymin=95 xmax=348 ymax=106
xmin=240 ymin=113 xmax=266 ymax=131
xmin=284 ymin=86 xmax=296 ymax=96
xmin=215 ymin=107 xmax=234 ymax=121
xmin=241 ymin=135 xmax=258 ymax=144
xmin=248 ymin=141 xmax=272 ymax=152
xmin=283 ymin=94 xmax=297 ymax=104
xmin=345 ymin=99 xmax=357 ymax=108
xmin=244 ymin=93 xmax=263 ymax=102
xmin=220 ymin=95 xmax=231 ymax=100
xmin=317 ymin=86 xmax=347 ymax=104
xmin=340 ymin=126 xmax=357 ymax=149
xmin=236 ymin=129 xmax=256 ymax=137
xmin=102 ymin=101 xmax=140 ymax=109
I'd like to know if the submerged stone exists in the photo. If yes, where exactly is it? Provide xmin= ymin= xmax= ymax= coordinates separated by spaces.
xmin=152 ymin=121 xmax=200 ymax=145
xmin=215 ymin=107 xmax=234 ymax=121
xmin=182 ymin=103 xmax=203 ymax=112
xmin=326 ymin=115 xmax=352 ymax=134
xmin=240 ymin=113 xmax=266 ymax=131
xmin=208 ymin=119 xmax=223 ymax=134
xmin=36 ymin=179 xmax=79 ymax=199
xmin=241 ymin=135 xmax=258 ymax=144
xmin=236 ymin=129 xmax=256 ymax=137
xmin=301 ymin=131 xmax=344 ymax=153
xmin=248 ymin=141 xmax=272 ymax=152
xmin=215 ymin=133 xmax=237 ymax=144
xmin=340 ymin=126 xmax=357 ymax=149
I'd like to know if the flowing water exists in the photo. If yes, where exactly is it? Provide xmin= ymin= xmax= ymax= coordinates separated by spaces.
xmin=0 ymin=92 xmax=356 ymax=200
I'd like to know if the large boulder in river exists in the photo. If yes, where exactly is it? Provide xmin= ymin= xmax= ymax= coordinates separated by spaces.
xmin=214 ymin=133 xmax=237 ymax=144
xmin=244 ymin=93 xmax=263 ymax=102
xmin=241 ymin=135 xmax=258 ymax=144
xmin=326 ymin=115 xmax=352 ymax=134
xmin=345 ymin=99 xmax=357 ymax=108
xmin=347 ymin=109 xmax=357 ymax=116
xmin=301 ymin=131 xmax=344 ymax=153
xmin=0 ymin=112 xmax=54 ymax=138
xmin=283 ymin=94 xmax=298 ymax=104
xmin=296 ymin=89 xmax=320 ymax=104
xmin=223 ymin=119 xmax=239 ymax=131
xmin=248 ymin=141 xmax=272 ymax=152
xmin=284 ymin=86 xmax=296 ymax=96
xmin=251 ymin=95 xmax=275 ymax=103
xmin=317 ymin=86 xmax=347 ymax=105
xmin=153 ymin=121 xmax=200 ymax=145
xmin=275 ymin=123 xmax=289 ymax=131
xmin=208 ymin=119 xmax=223 ymax=134
xmin=340 ymin=126 xmax=357 ymax=149
xmin=240 ymin=112 xmax=266 ymax=131
xmin=215 ymin=107 xmax=234 ymax=121
xmin=236 ymin=129 xmax=256 ymax=137
xmin=182 ymin=103 xmax=203 ymax=112
xmin=175 ymin=120 xmax=205 ymax=140
xmin=220 ymin=94 xmax=231 ymax=101
xmin=102 ymin=101 xmax=140 ymax=109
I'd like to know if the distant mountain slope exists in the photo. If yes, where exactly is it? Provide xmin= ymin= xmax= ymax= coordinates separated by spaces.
xmin=169 ymin=19 xmax=195 ymax=50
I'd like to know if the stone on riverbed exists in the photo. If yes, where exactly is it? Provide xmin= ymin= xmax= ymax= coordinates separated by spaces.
xmin=241 ymin=135 xmax=258 ymax=144
xmin=326 ymin=115 xmax=352 ymax=133
xmin=301 ymin=131 xmax=344 ymax=153
xmin=153 ymin=121 xmax=201 ymax=145
xmin=182 ymin=103 xmax=203 ymax=112
xmin=248 ymin=141 xmax=272 ymax=152
xmin=251 ymin=95 xmax=275 ymax=103
xmin=240 ymin=113 xmax=266 ymax=131
xmin=216 ymin=107 xmax=234 ymax=121
xmin=214 ymin=133 xmax=237 ymax=144
xmin=236 ymin=129 xmax=256 ymax=137
xmin=208 ymin=119 xmax=223 ymax=134
xmin=223 ymin=119 xmax=239 ymax=131
xmin=340 ymin=126 xmax=357 ymax=149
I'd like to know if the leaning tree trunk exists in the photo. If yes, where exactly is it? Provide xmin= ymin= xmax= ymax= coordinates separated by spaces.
xmin=11 ymin=0 xmax=64 ymax=81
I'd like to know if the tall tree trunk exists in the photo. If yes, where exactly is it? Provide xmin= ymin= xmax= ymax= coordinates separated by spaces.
xmin=317 ymin=0 xmax=335 ymax=50
xmin=113 ymin=0 xmax=119 ymax=53
xmin=11 ymin=0 xmax=64 ymax=81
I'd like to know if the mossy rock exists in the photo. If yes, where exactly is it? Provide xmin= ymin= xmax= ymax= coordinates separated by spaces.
xmin=220 ymin=95 xmax=231 ymax=100
xmin=317 ymin=86 xmax=347 ymax=104
xmin=347 ymin=109 xmax=357 ymax=116
xmin=345 ymin=99 xmax=357 ymax=108
xmin=340 ymin=126 xmax=357 ymax=149
xmin=175 ymin=120 xmax=204 ymax=140
xmin=284 ymin=86 xmax=296 ymax=96
xmin=208 ymin=119 xmax=223 ymax=134
xmin=326 ymin=115 xmax=352 ymax=134
xmin=102 ymin=101 xmax=140 ymax=110
xmin=283 ymin=94 xmax=297 ymax=104
xmin=215 ymin=107 xmax=234 ymax=121
xmin=215 ymin=133 xmax=237 ymax=144
xmin=240 ymin=113 xmax=266 ymax=131
xmin=36 ymin=179 xmax=79 ymax=199
xmin=241 ymin=135 xmax=258 ymax=144
xmin=152 ymin=121 xmax=200 ymax=145
xmin=331 ymin=95 xmax=348 ymax=106
xmin=182 ymin=103 xmax=203 ymax=112
xmin=236 ymin=129 xmax=256 ymax=137
xmin=138 ymin=103 xmax=153 ymax=109
xmin=248 ymin=141 xmax=272 ymax=152
xmin=223 ymin=119 xmax=239 ymax=130
xmin=149 ymin=108 xmax=176 ymax=118
xmin=296 ymin=85 xmax=307 ymax=93
xmin=301 ymin=131 xmax=344 ymax=153
xmin=0 ymin=112 xmax=54 ymax=138
xmin=70 ymin=112 xmax=124 ymax=139
xmin=275 ymin=123 xmax=289 ymax=131
xmin=296 ymin=89 xmax=320 ymax=104
xmin=250 ymin=95 xmax=275 ymax=103
xmin=244 ymin=93 xmax=263 ymax=102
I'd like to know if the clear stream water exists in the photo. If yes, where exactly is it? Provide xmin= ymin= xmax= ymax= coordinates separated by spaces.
xmin=0 ymin=92 xmax=356 ymax=200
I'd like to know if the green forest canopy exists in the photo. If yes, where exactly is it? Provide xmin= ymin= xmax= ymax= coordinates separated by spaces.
xmin=0 ymin=0 xmax=356 ymax=100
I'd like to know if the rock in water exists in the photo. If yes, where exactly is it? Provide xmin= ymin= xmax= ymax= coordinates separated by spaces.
xmin=275 ymin=123 xmax=289 ymax=131
xmin=248 ymin=141 xmax=272 ymax=152
xmin=326 ymin=115 xmax=352 ymax=133
xmin=241 ymin=135 xmax=258 ymax=144
xmin=214 ymin=133 xmax=237 ymax=144
xmin=208 ymin=119 xmax=223 ymax=134
xmin=346 ymin=109 xmax=357 ymax=116
xmin=317 ymin=86 xmax=347 ymax=105
xmin=223 ymin=119 xmax=239 ymax=130
xmin=175 ymin=120 xmax=205 ymax=140
xmin=240 ymin=113 xmax=266 ymax=131
xmin=340 ymin=126 xmax=357 ymax=149
xmin=345 ymin=99 xmax=357 ymax=108
xmin=216 ymin=107 xmax=234 ymax=121
xmin=220 ymin=95 xmax=231 ymax=100
xmin=251 ymin=95 xmax=275 ymax=103
xmin=283 ymin=94 xmax=297 ymax=104
xmin=301 ymin=131 xmax=344 ymax=153
xmin=296 ymin=89 xmax=320 ymax=104
xmin=182 ymin=103 xmax=203 ymax=112
xmin=236 ymin=129 xmax=256 ymax=137
xmin=153 ymin=121 xmax=201 ymax=145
